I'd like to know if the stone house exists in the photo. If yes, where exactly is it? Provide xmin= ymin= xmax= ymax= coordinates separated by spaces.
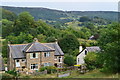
xmin=7 ymin=38 xmax=64 ymax=73
xmin=77 ymin=46 xmax=100 ymax=65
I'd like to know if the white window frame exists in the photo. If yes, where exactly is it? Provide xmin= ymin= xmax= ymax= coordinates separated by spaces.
xmin=30 ymin=53 xmax=38 ymax=59
xmin=30 ymin=64 xmax=38 ymax=70
xmin=44 ymin=63 xmax=51 ymax=67
xmin=44 ymin=52 xmax=50 ymax=57
xmin=16 ymin=59 xmax=20 ymax=67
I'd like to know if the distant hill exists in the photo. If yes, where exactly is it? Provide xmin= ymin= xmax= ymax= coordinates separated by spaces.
xmin=2 ymin=6 xmax=118 ymax=22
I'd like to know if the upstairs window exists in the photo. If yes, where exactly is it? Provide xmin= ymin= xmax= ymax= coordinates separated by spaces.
xmin=85 ymin=50 xmax=87 ymax=55
xmin=30 ymin=53 xmax=38 ymax=59
xmin=59 ymin=57 xmax=61 ymax=62
xmin=44 ymin=52 xmax=50 ymax=57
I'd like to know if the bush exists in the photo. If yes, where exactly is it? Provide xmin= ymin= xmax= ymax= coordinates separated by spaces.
xmin=39 ymin=67 xmax=46 ymax=72
xmin=64 ymin=55 xmax=75 ymax=66
xmin=6 ymin=69 xmax=17 ymax=77
xmin=2 ymin=73 xmax=14 ymax=78
xmin=84 ymin=52 xmax=99 ymax=70
xmin=39 ymin=66 xmax=57 ymax=74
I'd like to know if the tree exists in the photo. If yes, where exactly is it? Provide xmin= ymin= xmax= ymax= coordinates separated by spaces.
xmin=98 ymin=23 xmax=120 ymax=73
xmin=64 ymin=55 xmax=75 ymax=66
xmin=37 ymin=34 xmax=46 ymax=42
xmin=78 ymin=16 xmax=90 ymax=22
xmin=2 ymin=19 xmax=14 ymax=38
xmin=84 ymin=52 xmax=100 ymax=70
xmin=58 ymin=34 xmax=79 ymax=54
xmin=14 ymin=12 xmax=35 ymax=35
xmin=2 ymin=8 xmax=17 ymax=21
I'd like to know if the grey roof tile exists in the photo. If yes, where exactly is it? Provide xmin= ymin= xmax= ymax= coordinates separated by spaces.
xmin=8 ymin=42 xmax=64 ymax=59
xmin=43 ymin=43 xmax=64 ymax=56
xmin=86 ymin=46 xmax=101 ymax=52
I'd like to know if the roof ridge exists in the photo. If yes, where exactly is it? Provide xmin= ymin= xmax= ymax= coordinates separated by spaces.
xmin=42 ymin=43 xmax=55 ymax=50
xmin=42 ymin=42 xmax=55 ymax=44
xmin=10 ymin=44 xmax=28 ymax=45
xmin=26 ymin=43 xmax=34 ymax=52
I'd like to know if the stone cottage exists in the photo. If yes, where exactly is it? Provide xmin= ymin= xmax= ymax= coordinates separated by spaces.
xmin=7 ymin=38 xmax=64 ymax=73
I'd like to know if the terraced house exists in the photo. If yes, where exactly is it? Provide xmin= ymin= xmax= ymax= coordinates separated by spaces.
xmin=8 ymin=38 xmax=64 ymax=73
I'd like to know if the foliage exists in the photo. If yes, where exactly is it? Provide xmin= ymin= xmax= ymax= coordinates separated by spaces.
xmin=78 ymin=16 xmax=90 ymax=22
xmin=1 ymin=8 xmax=17 ymax=21
xmin=2 ymin=19 xmax=14 ymax=38
xmin=84 ymin=52 xmax=99 ymax=70
xmin=64 ymin=55 xmax=75 ymax=66
xmin=6 ymin=32 xmax=33 ymax=44
xmin=14 ymin=12 xmax=35 ymax=35
xmin=40 ymin=66 xmax=57 ymax=74
xmin=6 ymin=69 xmax=17 ymax=77
xmin=58 ymin=34 xmax=79 ymax=54
xmin=98 ymin=23 xmax=120 ymax=73
xmin=2 ymin=73 xmax=14 ymax=78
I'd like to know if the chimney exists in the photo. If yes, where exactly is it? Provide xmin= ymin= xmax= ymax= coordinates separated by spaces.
xmin=34 ymin=38 xmax=39 ymax=42
xmin=55 ymin=39 xmax=58 ymax=44
xmin=79 ymin=46 xmax=82 ymax=52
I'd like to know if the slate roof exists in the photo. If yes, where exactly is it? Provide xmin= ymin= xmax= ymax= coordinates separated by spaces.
xmin=8 ymin=44 xmax=27 ymax=59
xmin=42 ymin=43 xmax=64 ymax=56
xmin=86 ymin=46 xmax=101 ymax=52
xmin=0 ymin=55 xmax=5 ymax=71
xmin=23 ymin=42 xmax=55 ymax=53
xmin=8 ymin=42 xmax=64 ymax=59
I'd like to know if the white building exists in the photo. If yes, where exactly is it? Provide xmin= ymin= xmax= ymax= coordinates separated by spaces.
xmin=77 ymin=46 xmax=100 ymax=65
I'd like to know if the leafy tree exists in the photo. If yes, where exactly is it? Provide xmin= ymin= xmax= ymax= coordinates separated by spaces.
xmin=37 ymin=34 xmax=46 ymax=42
xmin=84 ymin=52 xmax=99 ymax=70
xmin=78 ymin=16 xmax=90 ymax=22
xmin=2 ymin=19 xmax=14 ymax=38
xmin=14 ymin=12 xmax=35 ymax=35
xmin=58 ymin=34 xmax=79 ymax=54
xmin=6 ymin=32 xmax=33 ymax=44
xmin=64 ymin=55 xmax=75 ymax=66
xmin=1 ymin=8 xmax=17 ymax=21
xmin=98 ymin=23 xmax=120 ymax=73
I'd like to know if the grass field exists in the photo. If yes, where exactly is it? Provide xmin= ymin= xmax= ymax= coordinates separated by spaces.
xmin=19 ymin=69 xmax=119 ymax=78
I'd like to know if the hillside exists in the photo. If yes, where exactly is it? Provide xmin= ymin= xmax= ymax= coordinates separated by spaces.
xmin=2 ymin=6 xmax=118 ymax=22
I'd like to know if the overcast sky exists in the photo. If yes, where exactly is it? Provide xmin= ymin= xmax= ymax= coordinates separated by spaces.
xmin=1 ymin=0 xmax=119 ymax=11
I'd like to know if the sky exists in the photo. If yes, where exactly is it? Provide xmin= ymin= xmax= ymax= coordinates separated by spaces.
xmin=1 ymin=0 xmax=119 ymax=11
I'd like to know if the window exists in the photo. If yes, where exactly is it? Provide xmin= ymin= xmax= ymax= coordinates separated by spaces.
xmin=44 ymin=52 xmax=50 ymax=57
xmin=30 ymin=53 xmax=38 ymax=59
xmin=31 ymin=64 xmax=38 ymax=70
xmin=22 ymin=59 xmax=26 ymax=62
xmin=16 ymin=60 xmax=19 ymax=62
xmin=16 ymin=60 xmax=20 ymax=67
xmin=59 ymin=57 xmax=61 ymax=62
xmin=85 ymin=50 xmax=87 ymax=55
xmin=78 ymin=58 xmax=79 ymax=63
xmin=44 ymin=63 xmax=51 ymax=67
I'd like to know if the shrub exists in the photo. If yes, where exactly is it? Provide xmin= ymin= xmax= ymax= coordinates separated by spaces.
xmin=84 ymin=52 xmax=99 ymax=70
xmin=39 ymin=66 xmax=57 ymax=74
xmin=39 ymin=67 xmax=46 ymax=72
xmin=2 ymin=73 xmax=14 ymax=78
xmin=6 ymin=69 xmax=17 ymax=77
xmin=64 ymin=55 xmax=75 ymax=66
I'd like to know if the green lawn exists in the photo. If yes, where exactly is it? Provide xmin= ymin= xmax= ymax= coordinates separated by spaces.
xmin=65 ymin=69 xmax=119 ymax=78
xmin=2 ymin=69 xmax=119 ymax=78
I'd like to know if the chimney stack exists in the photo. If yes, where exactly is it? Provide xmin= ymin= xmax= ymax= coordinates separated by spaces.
xmin=34 ymin=38 xmax=39 ymax=42
xmin=55 ymin=39 xmax=58 ymax=44
xmin=79 ymin=46 xmax=82 ymax=52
